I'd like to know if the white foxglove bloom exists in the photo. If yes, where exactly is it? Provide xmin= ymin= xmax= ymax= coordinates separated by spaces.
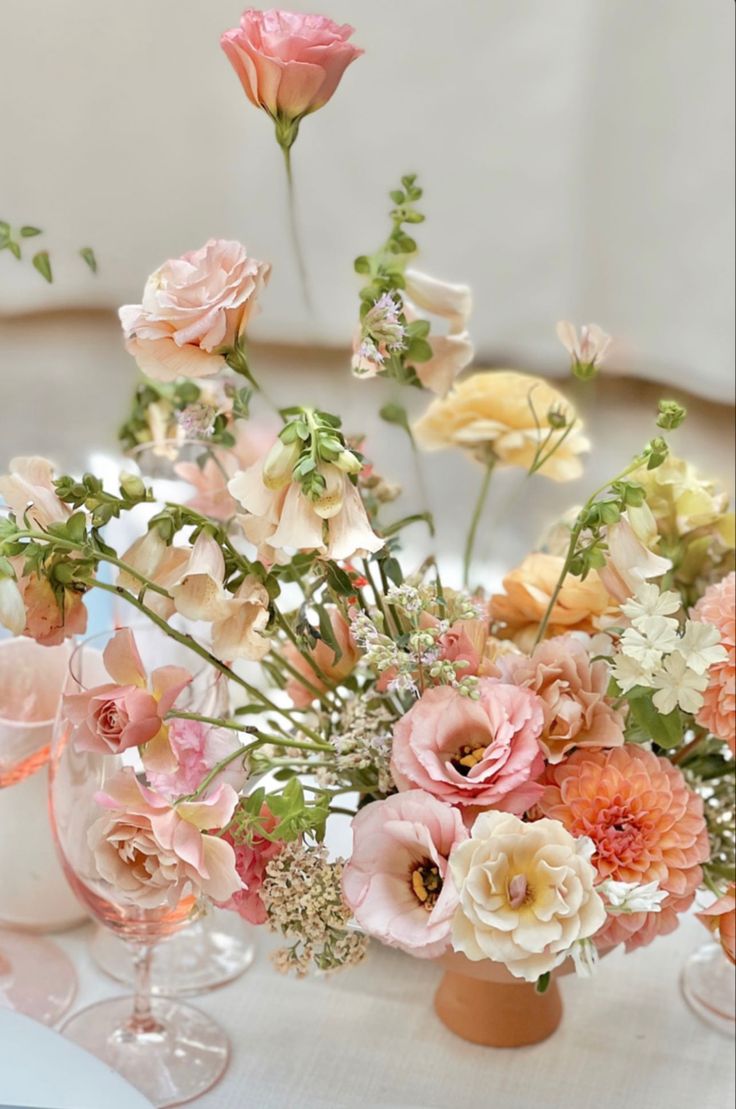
xmin=651 ymin=652 xmax=708 ymax=714
xmin=211 ymin=575 xmax=271 ymax=662
xmin=597 ymin=879 xmax=668 ymax=914
xmin=403 ymin=269 xmax=474 ymax=397
xmin=677 ymin=621 xmax=728 ymax=675
xmin=404 ymin=269 xmax=472 ymax=332
xmin=621 ymin=582 xmax=681 ymax=625
xmin=169 ymin=533 xmax=230 ymax=622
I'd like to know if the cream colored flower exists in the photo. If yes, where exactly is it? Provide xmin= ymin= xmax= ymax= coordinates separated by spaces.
xmin=169 ymin=533 xmax=230 ymax=622
xmin=413 ymin=371 xmax=589 ymax=481
xmin=0 ymin=456 xmax=69 ymax=529
xmin=450 ymin=811 xmax=606 ymax=982
xmin=0 ymin=575 xmax=26 ymax=635
xmin=403 ymin=269 xmax=474 ymax=395
xmin=211 ymin=575 xmax=271 ymax=662
xmin=651 ymin=652 xmax=708 ymax=715
xmin=629 ymin=454 xmax=733 ymax=541
xmin=620 ymin=582 xmax=681 ymax=624
xmin=599 ymin=516 xmax=671 ymax=603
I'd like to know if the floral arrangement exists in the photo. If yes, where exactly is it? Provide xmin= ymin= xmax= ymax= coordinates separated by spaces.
xmin=1 ymin=8 xmax=734 ymax=994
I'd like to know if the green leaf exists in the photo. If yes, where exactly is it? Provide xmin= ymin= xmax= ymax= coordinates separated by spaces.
xmin=20 ymin=226 xmax=42 ymax=238
xmin=405 ymin=318 xmax=431 ymax=340
xmin=324 ymin=561 xmax=355 ymax=596
xmin=390 ymin=190 xmax=406 ymax=204
xmin=66 ymin=512 xmax=87 ymax=543
xmin=6 ymin=241 xmax=21 ymax=260
xmin=627 ymin=691 xmax=683 ymax=749
xmin=79 ymin=246 xmax=98 ymax=273
xmin=379 ymin=403 xmax=413 ymax=440
xmin=406 ymin=337 xmax=433 ymax=364
xmin=535 ymin=972 xmax=551 ymax=995
xmin=317 ymin=603 xmax=342 ymax=663
xmin=32 ymin=251 xmax=53 ymax=283
xmin=353 ymin=255 xmax=371 ymax=275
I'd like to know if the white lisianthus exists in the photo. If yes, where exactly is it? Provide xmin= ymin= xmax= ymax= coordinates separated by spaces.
xmin=597 ymin=879 xmax=668 ymax=915
xmin=651 ymin=653 xmax=709 ymax=714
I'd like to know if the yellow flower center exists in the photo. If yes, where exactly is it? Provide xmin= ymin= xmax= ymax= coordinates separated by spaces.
xmin=410 ymin=861 xmax=443 ymax=911
xmin=450 ymin=743 xmax=487 ymax=776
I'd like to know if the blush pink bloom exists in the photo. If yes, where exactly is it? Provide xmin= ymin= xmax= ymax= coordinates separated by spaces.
xmin=283 ymin=606 xmax=359 ymax=707
xmin=221 ymin=9 xmax=362 ymax=132
xmin=539 ymin=746 xmax=709 ymax=953
xmin=0 ymin=456 xmax=70 ymax=529
xmin=14 ymin=567 xmax=88 ymax=647
xmin=88 ymin=768 xmax=241 ymax=909
xmin=342 ymin=790 xmax=468 ymax=958
xmin=691 ymin=572 xmax=735 ymax=753
xmin=174 ymin=423 xmax=277 ymax=521
xmin=146 ymin=718 xmax=249 ymax=800
xmin=697 ymin=884 xmax=736 ymax=965
xmin=119 ymin=239 xmax=270 ymax=382
xmin=390 ymin=681 xmax=546 ymax=813
xmin=63 ymin=628 xmax=192 ymax=761
xmin=599 ymin=516 xmax=671 ymax=603
xmin=494 ymin=634 xmax=625 ymax=764
xmin=217 ymin=807 xmax=283 ymax=925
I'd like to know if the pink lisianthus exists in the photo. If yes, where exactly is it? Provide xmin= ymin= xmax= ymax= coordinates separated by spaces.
xmin=119 ymin=239 xmax=270 ymax=382
xmin=88 ymin=768 xmax=241 ymax=909
xmin=221 ymin=9 xmax=362 ymax=143
xmin=494 ymin=634 xmax=625 ymax=764
xmin=283 ymin=606 xmax=359 ymax=707
xmin=390 ymin=681 xmax=545 ymax=813
xmin=342 ymin=790 xmax=468 ymax=958
xmin=691 ymin=572 xmax=735 ymax=753
xmin=63 ymin=628 xmax=192 ymax=764
xmin=146 ymin=718 xmax=249 ymax=800
xmin=217 ymin=807 xmax=284 ymax=925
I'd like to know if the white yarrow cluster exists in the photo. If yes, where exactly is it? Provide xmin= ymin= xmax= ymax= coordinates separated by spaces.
xmin=611 ymin=583 xmax=726 ymax=713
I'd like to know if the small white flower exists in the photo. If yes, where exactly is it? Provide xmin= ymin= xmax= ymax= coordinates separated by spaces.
xmin=611 ymin=653 xmax=653 ymax=693
xmin=651 ymin=652 xmax=708 ymax=715
xmin=556 ymin=321 xmax=612 ymax=369
xmin=597 ymin=879 xmax=668 ymax=914
xmin=677 ymin=620 xmax=728 ymax=675
xmin=620 ymin=617 xmax=680 ymax=669
xmin=621 ymin=582 xmax=681 ymax=625
xmin=570 ymin=937 xmax=599 ymax=978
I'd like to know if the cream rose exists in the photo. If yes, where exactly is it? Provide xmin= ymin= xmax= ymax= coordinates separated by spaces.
xmin=450 ymin=811 xmax=606 ymax=982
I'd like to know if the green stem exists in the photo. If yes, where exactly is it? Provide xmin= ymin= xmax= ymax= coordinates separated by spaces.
xmin=12 ymin=531 xmax=172 ymax=599
xmin=274 ymin=610 xmax=343 ymax=700
xmin=463 ymin=459 xmax=495 ymax=588
xmin=282 ymin=145 xmax=313 ymax=314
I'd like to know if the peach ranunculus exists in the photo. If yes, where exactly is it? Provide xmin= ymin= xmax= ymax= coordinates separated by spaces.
xmin=450 ymin=810 xmax=607 ymax=981
xmin=0 ymin=456 xmax=70 ymax=529
xmin=538 ymin=746 xmax=709 ymax=953
xmin=218 ymin=807 xmax=285 ymax=925
xmin=691 ymin=572 xmax=736 ymax=753
xmin=494 ymin=634 xmax=625 ymax=764
xmin=412 ymin=371 xmax=590 ymax=481
xmin=697 ymin=885 xmax=736 ymax=965
xmin=88 ymin=768 xmax=241 ymax=909
xmin=342 ymin=790 xmax=468 ymax=958
xmin=228 ymin=452 xmax=383 ymax=564
xmin=490 ymin=552 xmax=615 ymax=651
xmin=390 ymin=681 xmax=545 ymax=813
xmin=119 ymin=239 xmax=270 ymax=382
xmin=63 ymin=628 xmax=192 ymax=765
xmin=403 ymin=270 xmax=474 ymax=396
xmin=283 ymin=606 xmax=359 ymax=708
xmin=221 ymin=9 xmax=363 ymax=149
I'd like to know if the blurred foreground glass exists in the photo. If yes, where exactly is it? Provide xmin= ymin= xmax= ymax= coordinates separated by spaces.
xmin=49 ymin=626 xmax=230 ymax=1107
xmin=681 ymin=941 xmax=735 ymax=1037
xmin=0 ymin=638 xmax=77 ymax=1024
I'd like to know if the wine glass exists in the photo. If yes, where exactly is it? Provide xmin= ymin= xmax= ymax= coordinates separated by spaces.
xmin=49 ymin=625 xmax=233 ymax=1107
xmin=0 ymin=637 xmax=78 ymax=1024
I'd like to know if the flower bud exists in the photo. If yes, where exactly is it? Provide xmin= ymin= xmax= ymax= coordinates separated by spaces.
xmin=333 ymin=449 xmax=363 ymax=476
xmin=119 ymin=472 xmax=147 ymax=501
xmin=656 ymin=399 xmax=687 ymax=430
xmin=262 ymin=439 xmax=301 ymax=491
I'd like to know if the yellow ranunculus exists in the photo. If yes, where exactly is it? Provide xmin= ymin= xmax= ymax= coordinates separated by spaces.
xmin=412 ymin=370 xmax=590 ymax=481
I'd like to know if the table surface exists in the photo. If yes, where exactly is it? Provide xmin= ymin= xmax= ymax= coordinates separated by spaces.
xmin=48 ymin=913 xmax=733 ymax=1109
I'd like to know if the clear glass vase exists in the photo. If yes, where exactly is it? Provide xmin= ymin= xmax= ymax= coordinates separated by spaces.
xmin=49 ymin=625 xmax=231 ymax=1106
xmin=681 ymin=941 xmax=735 ymax=1037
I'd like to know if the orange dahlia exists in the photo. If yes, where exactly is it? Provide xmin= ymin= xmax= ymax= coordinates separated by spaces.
xmin=691 ymin=572 xmax=735 ymax=754
xmin=538 ymin=746 xmax=709 ymax=952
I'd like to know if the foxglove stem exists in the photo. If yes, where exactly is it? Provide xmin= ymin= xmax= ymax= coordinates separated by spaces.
xmin=282 ymin=146 xmax=313 ymax=314
xmin=463 ymin=459 xmax=495 ymax=588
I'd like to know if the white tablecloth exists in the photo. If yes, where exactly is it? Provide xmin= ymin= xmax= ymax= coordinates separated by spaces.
xmin=51 ymin=914 xmax=733 ymax=1109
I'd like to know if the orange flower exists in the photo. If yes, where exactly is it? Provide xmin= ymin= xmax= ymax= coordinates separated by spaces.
xmin=691 ymin=572 xmax=735 ymax=753
xmin=697 ymin=885 xmax=736 ymax=965
xmin=490 ymin=552 xmax=615 ymax=651
xmin=538 ymin=746 xmax=709 ymax=953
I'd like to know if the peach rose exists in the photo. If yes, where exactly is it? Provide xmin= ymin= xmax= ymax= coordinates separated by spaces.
xmin=342 ymin=790 xmax=468 ymax=958
xmin=490 ymin=552 xmax=615 ymax=651
xmin=221 ymin=9 xmax=362 ymax=143
xmin=283 ymin=606 xmax=359 ymax=707
xmin=88 ymin=769 xmax=241 ymax=909
xmin=494 ymin=634 xmax=625 ymax=764
xmin=697 ymin=885 xmax=736 ymax=965
xmin=119 ymin=239 xmax=270 ymax=382
xmin=390 ymin=681 xmax=545 ymax=813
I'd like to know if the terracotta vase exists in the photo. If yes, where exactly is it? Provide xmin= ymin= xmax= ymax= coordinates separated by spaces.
xmin=434 ymin=950 xmax=567 ymax=1047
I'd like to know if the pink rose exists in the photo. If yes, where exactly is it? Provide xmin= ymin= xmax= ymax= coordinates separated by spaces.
xmin=88 ymin=769 xmax=241 ymax=909
xmin=63 ymin=628 xmax=192 ymax=759
xmin=342 ymin=790 xmax=468 ymax=958
xmin=146 ymin=718 xmax=249 ymax=799
xmin=283 ymin=606 xmax=359 ymax=707
xmin=217 ymin=807 xmax=283 ymax=925
xmin=494 ymin=634 xmax=625 ymax=764
xmin=390 ymin=681 xmax=545 ymax=812
xmin=119 ymin=239 xmax=270 ymax=382
xmin=221 ymin=9 xmax=362 ymax=144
